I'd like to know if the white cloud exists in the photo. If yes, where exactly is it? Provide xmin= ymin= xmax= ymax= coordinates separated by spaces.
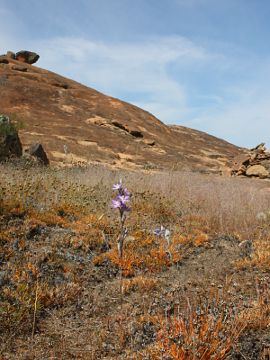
xmin=190 ymin=83 xmax=270 ymax=148
xmin=29 ymin=35 xmax=215 ymax=122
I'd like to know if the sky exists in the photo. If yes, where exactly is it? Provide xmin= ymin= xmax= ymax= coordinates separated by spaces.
xmin=1 ymin=0 xmax=270 ymax=148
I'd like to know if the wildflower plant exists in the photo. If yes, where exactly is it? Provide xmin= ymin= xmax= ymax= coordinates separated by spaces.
xmin=112 ymin=180 xmax=131 ymax=258
xmin=154 ymin=225 xmax=172 ymax=258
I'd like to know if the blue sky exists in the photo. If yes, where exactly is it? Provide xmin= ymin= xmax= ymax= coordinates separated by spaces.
xmin=1 ymin=0 xmax=270 ymax=148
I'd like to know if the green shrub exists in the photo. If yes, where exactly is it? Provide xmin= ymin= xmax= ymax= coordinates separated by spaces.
xmin=0 ymin=114 xmax=24 ymax=136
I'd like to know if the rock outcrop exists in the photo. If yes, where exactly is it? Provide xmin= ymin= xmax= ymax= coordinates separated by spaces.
xmin=231 ymin=143 xmax=270 ymax=179
xmin=15 ymin=51 xmax=39 ymax=64
xmin=28 ymin=143 xmax=49 ymax=165
xmin=0 ymin=50 xmax=40 ymax=65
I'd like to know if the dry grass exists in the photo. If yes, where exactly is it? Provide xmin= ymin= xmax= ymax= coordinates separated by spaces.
xmin=1 ymin=161 xmax=270 ymax=359
xmin=144 ymin=292 xmax=246 ymax=360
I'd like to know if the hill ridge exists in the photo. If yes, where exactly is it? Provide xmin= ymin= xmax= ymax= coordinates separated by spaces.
xmin=0 ymin=55 xmax=244 ymax=172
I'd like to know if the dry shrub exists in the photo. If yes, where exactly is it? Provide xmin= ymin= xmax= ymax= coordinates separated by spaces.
xmin=144 ymin=292 xmax=246 ymax=360
xmin=27 ymin=210 xmax=67 ymax=227
xmin=239 ymin=281 xmax=270 ymax=331
xmin=235 ymin=230 xmax=270 ymax=270
xmin=122 ymin=275 xmax=159 ymax=294
xmin=93 ymin=231 xmax=183 ymax=276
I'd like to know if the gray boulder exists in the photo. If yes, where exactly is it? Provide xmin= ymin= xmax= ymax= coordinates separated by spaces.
xmin=29 ymin=143 xmax=49 ymax=165
xmin=15 ymin=50 xmax=40 ymax=64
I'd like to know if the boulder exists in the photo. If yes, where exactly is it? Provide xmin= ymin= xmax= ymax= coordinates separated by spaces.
xmin=6 ymin=51 xmax=15 ymax=59
xmin=246 ymin=165 xmax=269 ymax=178
xmin=29 ymin=143 xmax=49 ymax=165
xmin=0 ymin=116 xmax=22 ymax=161
xmin=259 ymin=160 xmax=270 ymax=171
xmin=231 ymin=153 xmax=251 ymax=173
xmin=15 ymin=50 xmax=39 ymax=64
xmin=231 ymin=144 xmax=270 ymax=179
xmin=250 ymin=143 xmax=266 ymax=152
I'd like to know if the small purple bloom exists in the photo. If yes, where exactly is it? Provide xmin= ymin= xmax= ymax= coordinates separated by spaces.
xmin=112 ymin=199 xmax=121 ymax=209
xmin=117 ymin=195 xmax=130 ymax=203
xmin=112 ymin=181 xmax=131 ymax=213
xmin=113 ymin=180 xmax=123 ymax=191
xmin=123 ymin=188 xmax=131 ymax=197
xmin=154 ymin=225 xmax=165 ymax=236
xmin=111 ymin=181 xmax=131 ymax=258
xmin=153 ymin=228 xmax=162 ymax=236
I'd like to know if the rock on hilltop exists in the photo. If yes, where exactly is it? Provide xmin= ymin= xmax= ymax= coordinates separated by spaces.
xmin=231 ymin=143 xmax=270 ymax=179
xmin=0 ymin=54 xmax=244 ymax=171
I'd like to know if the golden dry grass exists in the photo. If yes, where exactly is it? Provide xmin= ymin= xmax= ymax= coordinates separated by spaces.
xmin=1 ymin=162 xmax=270 ymax=359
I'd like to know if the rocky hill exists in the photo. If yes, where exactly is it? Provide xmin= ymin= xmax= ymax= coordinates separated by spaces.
xmin=0 ymin=53 xmax=244 ymax=172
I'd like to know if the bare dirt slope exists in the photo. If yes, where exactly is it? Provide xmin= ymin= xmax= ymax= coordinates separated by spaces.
xmin=0 ymin=55 xmax=244 ymax=171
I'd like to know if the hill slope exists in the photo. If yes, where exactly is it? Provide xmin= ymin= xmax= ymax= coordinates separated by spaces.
xmin=0 ymin=56 xmax=243 ymax=171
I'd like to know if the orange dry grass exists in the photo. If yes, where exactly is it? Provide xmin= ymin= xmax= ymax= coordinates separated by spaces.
xmin=93 ymin=230 xmax=184 ymax=276
xmin=27 ymin=210 xmax=67 ymax=227
xmin=122 ymin=275 xmax=159 ymax=294
xmin=145 ymin=298 xmax=246 ymax=360
xmin=94 ymin=224 xmax=211 ymax=276
xmin=239 ymin=282 xmax=270 ymax=331
xmin=68 ymin=213 xmax=113 ymax=250
xmin=235 ymin=231 xmax=270 ymax=270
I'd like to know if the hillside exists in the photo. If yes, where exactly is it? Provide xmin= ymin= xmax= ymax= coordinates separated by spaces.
xmin=0 ymin=55 xmax=243 ymax=171
xmin=1 ymin=55 xmax=270 ymax=360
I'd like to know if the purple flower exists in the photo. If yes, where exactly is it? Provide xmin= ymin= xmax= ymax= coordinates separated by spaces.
xmin=112 ymin=199 xmax=121 ymax=209
xmin=123 ymin=188 xmax=130 ymax=197
xmin=153 ymin=226 xmax=170 ymax=239
xmin=118 ymin=194 xmax=130 ymax=203
xmin=154 ymin=226 xmax=171 ymax=247
xmin=154 ymin=225 xmax=165 ymax=236
xmin=112 ymin=198 xmax=131 ymax=212
xmin=112 ymin=181 xmax=131 ymax=213
xmin=153 ymin=228 xmax=162 ymax=236
xmin=113 ymin=181 xmax=123 ymax=191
